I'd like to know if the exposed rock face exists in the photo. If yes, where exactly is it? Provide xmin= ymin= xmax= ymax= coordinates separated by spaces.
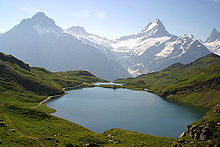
xmin=161 ymin=76 xmax=220 ymax=97
xmin=184 ymin=123 xmax=215 ymax=141
xmin=206 ymin=28 xmax=220 ymax=43
xmin=172 ymin=104 xmax=220 ymax=146
xmin=172 ymin=123 xmax=219 ymax=147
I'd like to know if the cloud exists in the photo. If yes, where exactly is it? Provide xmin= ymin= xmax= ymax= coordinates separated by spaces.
xmin=72 ymin=9 xmax=107 ymax=20
xmin=19 ymin=5 xmax=41 ymax=14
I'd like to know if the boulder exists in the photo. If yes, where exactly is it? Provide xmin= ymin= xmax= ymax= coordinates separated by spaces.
xmin=179 ymin=131 xmax=186 ymax=138
xmin=184 ymin=123 xmax=215 ymax=141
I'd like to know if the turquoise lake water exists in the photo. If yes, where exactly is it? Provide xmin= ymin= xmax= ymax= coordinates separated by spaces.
xmin=45 ymin=86 xmax=207 ymax=137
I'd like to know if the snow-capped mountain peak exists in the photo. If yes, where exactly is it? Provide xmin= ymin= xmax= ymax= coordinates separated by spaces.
xmin=116 ymin=19 xmax=170 ymax=42
xmin=66 ymin=26 xmax=88 ymax=36
xmin=181 ymin=34 xmax=195 ymax=39
xmin=32 ymin=12 xmax=47 ymax=19
xmin=0 ymin=12 xmax=129 ymax=81
xmin=140 ymin=18 xmax=170 ymax=38
xmin=110 ymin=19 xmax=210 ymax=76
xmin=11 ymin=12 xmax=63 ymax=34
xmin=31 ymin=12 xmax=60 ymax=29
xmin=188 ymin=34 xmax=195 ymax=39
xmin=206 ymin=28 xmax=220 ymax=42
xmin=142 ymin=19 xmax=162 ymax=32
xmin=204 ymin=28 xmax=220 ymax=55
xmin=212 ymin=28 xmax=217 ymax=33
xmin=65 ymin=26 xmax=113 ymax=49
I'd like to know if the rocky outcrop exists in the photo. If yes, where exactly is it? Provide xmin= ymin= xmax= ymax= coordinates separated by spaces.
xmin=172 ymin=122 xmax=219 ymax=147
xmin=161 ymin=76 xmax=220 ymax=97
xmin=172 ymin=104 xmax=220 ymax=146
xmin=183 ymin=123 xmax=216 ymax=141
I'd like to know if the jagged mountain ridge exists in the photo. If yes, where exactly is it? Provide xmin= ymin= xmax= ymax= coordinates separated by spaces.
xmin=204 ymin=28 xmax=220 ymax=55
xmin=0 ymin=12 xmax=129 ymax=81
xmin=110 ymin=19 xmax=210 ymax=76
xmin=64 ymin=26 xmax=114 ymax=52
xmin=206 ymin=28 xmax=220 ymax=43
xmin=0 ymin=12 xmax=213 ymax=78
xmin=65 ymin=19 xmax=211 ymax=76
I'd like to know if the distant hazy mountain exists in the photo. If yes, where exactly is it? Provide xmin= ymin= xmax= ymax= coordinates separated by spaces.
xmin=204 ymin=28 xmax=220 ymax=55
xmin=0 ymin=12 xmax=129 ymax=81
xmin=109 ymin=19 xmax=210 ymax=76
xmin=64 ymin=26 xmax=118 ymax=63
xmin=65 ymin=26 xmax=114 ymax=50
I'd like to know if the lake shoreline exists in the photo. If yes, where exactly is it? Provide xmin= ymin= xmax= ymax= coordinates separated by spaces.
xmin=45 ymin=85 xmax=207 ymax=138
xmin=32 ymin=84 xmax=85 ymax=108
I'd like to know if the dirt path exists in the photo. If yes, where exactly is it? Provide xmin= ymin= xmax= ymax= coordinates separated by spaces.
xmin=31 ymin=84 xmax=84 ymax=108
xmin=31 ymin=93 xmax=67 ymax=108
xmin=2 ymin=114 xmax=45 ymax=147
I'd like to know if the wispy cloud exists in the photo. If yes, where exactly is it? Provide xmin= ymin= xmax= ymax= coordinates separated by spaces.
xmin=72 ymin=9 xmax=107 ymax=20
xmin=18 ymin=5 xmax=42 ymax=14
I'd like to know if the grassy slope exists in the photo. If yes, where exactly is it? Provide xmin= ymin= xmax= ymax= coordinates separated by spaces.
xmin=0 ymin=104 xmax=175 ymax=146
xmin=172 ymin=104 xmax=220 ymax=146
xmin=0 ymin=52 xmax=175 ymax=146
xmin=0 ymin=51 xmax=106 ymax=107
xmin=115 ymin=53 xmax=220 ymax=109
xmin=115 ymin=53 xmax=220 ymax=146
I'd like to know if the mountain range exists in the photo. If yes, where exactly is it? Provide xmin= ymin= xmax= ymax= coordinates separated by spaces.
xmin=0 ymin=12 xmax=219 ymax=79
xmin=0 ymin=12 xmax=129 ymax=81
xmin=66 ymin=19 xmax=217 ymax=76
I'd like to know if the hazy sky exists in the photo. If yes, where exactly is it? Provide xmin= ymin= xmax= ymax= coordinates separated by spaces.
xmin=0 ymin=0 xmax=220 ymax=40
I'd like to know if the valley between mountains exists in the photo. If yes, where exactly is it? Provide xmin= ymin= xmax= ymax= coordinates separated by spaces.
xmin=0 ymin=52 xmax=219 ymax=146
xmin=0 ymin=12 xmax=220 ymax=146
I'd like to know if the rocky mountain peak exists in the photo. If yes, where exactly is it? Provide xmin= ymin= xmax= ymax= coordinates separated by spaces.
xmin=66 ymin=26 xmax=88 ymax=35
xmin=142 ymin=19 xmax=162 ymax=31
xmin=140 ymin=18 xmax=170 ymax=38
xmin=32 ymin=12 xmax=46 ymax=19
xmin=13 ymin=12 xmax=63 ymax=33
xmin=206 ymin=28 xmax=220 ymax=42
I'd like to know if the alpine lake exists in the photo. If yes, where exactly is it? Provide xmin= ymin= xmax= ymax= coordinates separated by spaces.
xmin=45 ymin=83 xmax=207 ymax=138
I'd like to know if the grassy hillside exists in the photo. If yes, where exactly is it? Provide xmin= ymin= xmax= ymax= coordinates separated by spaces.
xmin=0 ymin=52 xmax=177 ymax=146
xmin=172 ymin=104 xmax=220 ymax=146
xmin=0 ymin=104 xmax=175 ymax=146
xmin=0 ymin=52 xmax=106 ymax=108
xmin=116 ymin=53 xmax=220 ymax=109
xmin=115 ymin=53 xmax=220 ymax=146
xmin=1 ymin=52 xmax=219 ymax=146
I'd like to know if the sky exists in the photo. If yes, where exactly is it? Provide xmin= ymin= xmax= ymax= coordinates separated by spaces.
xmin=0 ymin=0 xmax=220 ymax=41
